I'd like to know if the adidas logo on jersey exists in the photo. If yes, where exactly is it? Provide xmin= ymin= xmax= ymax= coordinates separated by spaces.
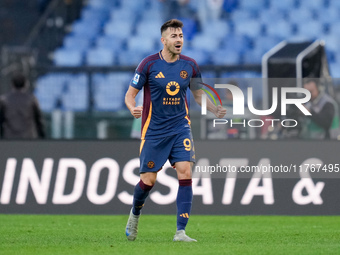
xmin=179 ymin=213 xmax=189 ymax=218
xmin=155 ymin=72 xmax=165 ymax=78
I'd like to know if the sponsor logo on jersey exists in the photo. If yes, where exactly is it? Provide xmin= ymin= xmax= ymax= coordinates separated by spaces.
xmin=166 ymin=81 xmax=180 ymax=96
xmin=180 ymin=70 xmax=188 ymax=79
xmin=155 ymin=72 xmax=165 ymax=78
xmin=132 ymin=74 xmax=140 ymax=85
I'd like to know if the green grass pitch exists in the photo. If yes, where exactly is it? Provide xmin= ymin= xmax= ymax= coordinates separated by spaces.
xmin=0 ymin=214 xmax=339 ymax=255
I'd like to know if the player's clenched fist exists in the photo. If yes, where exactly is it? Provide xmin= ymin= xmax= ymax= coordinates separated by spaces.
xmin=131 ymin=106 xmax=143 ymax=119
xmin=214 ymin=105 xmax=227 ymax=118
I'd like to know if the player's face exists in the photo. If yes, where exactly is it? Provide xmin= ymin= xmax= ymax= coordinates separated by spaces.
xmin=162 ymin=27 xmax=183 ymax=55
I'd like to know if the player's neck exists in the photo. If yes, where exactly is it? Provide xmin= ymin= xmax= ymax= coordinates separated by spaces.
xmin=161 ymin=49 xmax=179 ymax=63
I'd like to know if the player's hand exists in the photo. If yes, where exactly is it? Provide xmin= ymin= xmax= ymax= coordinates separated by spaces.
xmin=131 ymin=106 xmax=143 ymax=119
xmin=214 ymin=105 xmax=227 ymax=118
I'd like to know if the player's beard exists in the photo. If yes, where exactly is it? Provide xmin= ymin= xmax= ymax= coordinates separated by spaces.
xmin=167 ymin=44 xmax=182 ymax=57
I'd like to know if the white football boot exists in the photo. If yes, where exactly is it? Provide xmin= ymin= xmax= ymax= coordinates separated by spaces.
xmin=173 ymin=230 xmax=197 ymax=242
xmin=125 ymin=209 xmax=140 ymax=241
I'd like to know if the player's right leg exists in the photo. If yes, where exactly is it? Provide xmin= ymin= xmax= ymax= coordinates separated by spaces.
xmin=126 ymin=137 xmax=171 ymax=241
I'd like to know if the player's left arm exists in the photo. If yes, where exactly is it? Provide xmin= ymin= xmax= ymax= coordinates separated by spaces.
xmin=191 ymin=89 xmax=226 ymax=118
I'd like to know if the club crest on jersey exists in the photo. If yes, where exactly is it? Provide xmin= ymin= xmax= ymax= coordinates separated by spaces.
xmin=180 ymin=70 xmax=188 ymax=79
xmin=147 ymin=161 xmax=155 ymax=168
xmin=166 ymin=81 xmax=180 ymax=96
xmin=132 ymin=74 xmax=140 ymax=85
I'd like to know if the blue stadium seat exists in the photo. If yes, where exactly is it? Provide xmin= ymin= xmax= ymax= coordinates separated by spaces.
xmin=63 ymin=35 xmax=92 ymax=51
xmin=269 ymin=0 xmax=296 ymax=10
xmin=93 ymin=72 xmax=130 ymax=111
xmin=317 ymin=7 xmax=340 ymax=24
xmin=288 ymin=8 xmax=315 ymax=23
xmin=118 ymin=50 xmax=149 ymax=66
xmin=200 ymin=71 xmax=216 ymax=78
xmin=243 ymin=49 xmax=264 ymax=64
xmin=230 ymin=9 xmax=255 ymax=22
xmin=120 ymin=0 xmax=147 ymax=12
xmin=35 ymin=74 xmax=68 ymax=112
xmin=135 ymin=20 xmax=163 ymax=39
xmin=61 ymin=75 xmax=89 ymax=111
xmin=141 ymin=9 xmax=163 ymax=23
xmin=96 ymin=35 xmax=125 ymax=52
xmin=127 ymin=37 xmax=156 ymax=53
xmin=107 ymin=72 xmax=132 ymax=86
xmin=87 ymin=0 xmax=117 ymax=9
xmin=259 ymin=9 xmax=286 ymax=25
xmin=181 ymin=49 xmax=211 ymax=65
xmin=71 ymin=20 xmax=101 ymax=39
xmin=326 ymin=50 xmax=335 ymax=63
xmin=61 ymin=93 xmax=89 ymax=111
xmin=234 ymin=20 xmax=262 ymax=38
xmin=86 ymin=48 xmax=115 ymax=66
xmin=328 ymin=0 xmax=340 ymax=8
xmin=298 ymin=0 xmax=326 ymax=9
xmin=104 ymin=21 xmax=133 ymax=39
xmin=81 ymin=7 xmax=110 ymax=23
xmin=238 ymin=0 xmax=267 ymax=11
xmin=54 ymin=49 xmax=84 ymax=66
xmin=211 ymin=49 xmax=241 ymax=65
xmin=265 ymin=20 xmax=293 ymax=38
xmin=220 ymin=34 xmax=250 ymax=53
xmin=191 ymin=34 xmax=221 ymax=53
xmin=253 ymin=36 xmax=282 ymax=54
xmin=329 ymin=63 xmax=340 ymax=77
xmin=328 ymin=22 xmax=340 ymax=37
xmin=323 ymin=35 xmax=339 ymax=52
xmin=296 ymin=21 xmax=325 ymax=39
xmin=109 ymin=8 xmax=136 ymax=24
xmin=201 ymin=20 xmax=230 ymax=40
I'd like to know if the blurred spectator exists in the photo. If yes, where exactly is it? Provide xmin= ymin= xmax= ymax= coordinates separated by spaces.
xmin=197 ymin=0 xmax=224 ymax=25
xmin=0 ymin=73 xmax=45 ymax=139
xmin=159 ymin=0 xmax=194 ymax=21
xmin=301 ymin=78 xmax=340 ymax=139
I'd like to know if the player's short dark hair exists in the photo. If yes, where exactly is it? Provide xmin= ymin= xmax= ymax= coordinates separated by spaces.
xmin=161 ymin=19 xmax=183 ymax=35
xmin=11 ymin=73 xmax=26 ymax=89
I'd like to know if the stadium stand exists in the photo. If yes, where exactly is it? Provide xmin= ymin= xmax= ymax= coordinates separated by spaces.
xmin=31 ymin=0 xmax=340 ymax=115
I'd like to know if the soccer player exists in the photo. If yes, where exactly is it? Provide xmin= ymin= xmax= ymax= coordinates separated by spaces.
xmin=125 ymin=19 xmax=226 ymax=242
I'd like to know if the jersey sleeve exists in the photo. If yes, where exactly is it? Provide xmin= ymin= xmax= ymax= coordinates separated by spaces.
xmin=189 ymin=60 xmax=203 ymax=91
xmin=130 ymin=58 xmax=148 ymax=90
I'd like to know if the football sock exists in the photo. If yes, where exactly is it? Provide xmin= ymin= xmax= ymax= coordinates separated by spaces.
xmin=132 ymin=180 xmax=153 ymax=215
xmin=176 ymin=179 xmax=193 ymax=231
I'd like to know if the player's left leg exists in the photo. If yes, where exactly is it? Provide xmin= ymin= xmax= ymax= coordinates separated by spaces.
xmin=173 ymin=161 xmax=196 ymax=242
xmin=169 ymin=130 xmax=196 ymax=242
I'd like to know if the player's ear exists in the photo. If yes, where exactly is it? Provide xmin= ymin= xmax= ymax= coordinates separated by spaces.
xmin=161 ymin=36 xmax=166 ymax=46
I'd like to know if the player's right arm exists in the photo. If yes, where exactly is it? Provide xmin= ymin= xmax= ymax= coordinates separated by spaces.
xmin=125 ymin=86 xmax=143 ymax=119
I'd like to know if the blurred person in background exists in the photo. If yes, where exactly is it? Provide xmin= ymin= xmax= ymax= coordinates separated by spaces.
xmin=301 ymin=78 xmax=340 ymax=139
xmin=197 ymin=0 xmax=224 ymax=25
xmin=0 ymin=72 xmax=45 ymax=139
xmin=159 ymin=0 xmax=194 ymax=21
